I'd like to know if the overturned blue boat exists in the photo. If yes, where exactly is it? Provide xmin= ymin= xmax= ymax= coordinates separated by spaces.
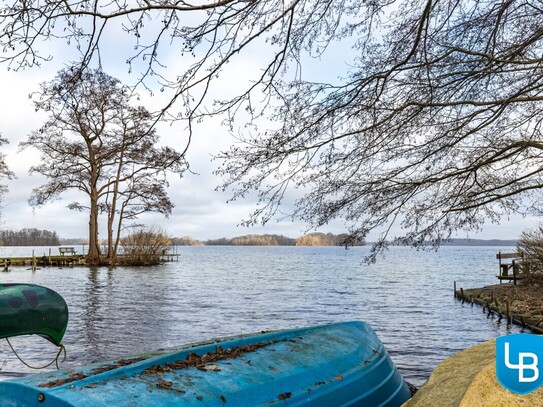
xmin=0 ymin=321 xmax=411 ymax=406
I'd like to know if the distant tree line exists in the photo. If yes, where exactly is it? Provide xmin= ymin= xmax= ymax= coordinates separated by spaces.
xmin=231 ymin=234 xmax=296 ymax=246
xmin=60 ymin=238 xmax=88 ymax=245
xmin=295 ymin=233 xmax=364 ymax=247
xmin=204 ymin=234 xmax=296 ymax=246
xmin=202 ymin=237 xmax=232 ymax=246
xmin=173 ymin=233 xmax=364 ymax=247
xmin=439 ymin=239 xmax=518 ymax=247
xmin=170 ymin=236 xmax=203 ymax=246
xmin=0 ymin=228 xmax=60 ymax=246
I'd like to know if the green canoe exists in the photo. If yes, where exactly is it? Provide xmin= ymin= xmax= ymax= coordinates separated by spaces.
xmin=0 ymin=283 xmax=68 ymax=346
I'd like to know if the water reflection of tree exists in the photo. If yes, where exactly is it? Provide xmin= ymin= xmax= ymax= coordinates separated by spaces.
xmin=82 ymin=268 xmax=112 ymax=361
xmin=81 ymin=266 xmax=184 ymax=359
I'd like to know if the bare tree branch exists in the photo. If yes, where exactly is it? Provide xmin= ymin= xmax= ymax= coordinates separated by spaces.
xmin=4 ymin=1 xmax=543 ymax=258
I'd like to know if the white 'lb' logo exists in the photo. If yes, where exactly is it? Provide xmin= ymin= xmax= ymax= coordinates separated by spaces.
xmin=504 ymin=342 xmax=539 ymax=383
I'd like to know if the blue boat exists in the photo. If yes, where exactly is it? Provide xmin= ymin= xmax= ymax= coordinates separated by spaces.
xmin=0 ymin=321 xmax=411 ymax=406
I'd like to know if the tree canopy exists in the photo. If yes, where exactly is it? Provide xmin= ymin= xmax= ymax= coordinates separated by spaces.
xmin=3 ymin=1 xmax=543 ymax=256
xmin=0 ymin=228 xmax=60 ymax=246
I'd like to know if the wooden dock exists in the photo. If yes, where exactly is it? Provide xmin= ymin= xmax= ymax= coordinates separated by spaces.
xmin=1 ymin=254 xmax=86 ymax=270
xmin=1 ymin=251 xmax=179 ymax=271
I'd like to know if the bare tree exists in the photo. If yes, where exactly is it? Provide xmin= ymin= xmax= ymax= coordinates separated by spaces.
xmin=20 ymin=68 xmax=186 ymax=264
xmin=4 ymin=1 xmax=543 ymax=257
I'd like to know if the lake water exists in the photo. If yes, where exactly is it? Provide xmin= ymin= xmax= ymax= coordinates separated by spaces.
xmin=0 ymin=245 xmax=523 ymax=386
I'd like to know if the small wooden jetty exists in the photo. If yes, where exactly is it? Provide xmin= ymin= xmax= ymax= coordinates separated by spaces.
xmin=496 ymin=251 xmax=530 ymax=285
xmin=1 ymin=252 xmax=85 ymax=271
xmin=158 ymin=252 xmax=180 ymax=262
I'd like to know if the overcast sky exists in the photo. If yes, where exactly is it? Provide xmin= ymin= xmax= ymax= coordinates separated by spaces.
xmin=0 ymin=12 xmax=535 ymax=241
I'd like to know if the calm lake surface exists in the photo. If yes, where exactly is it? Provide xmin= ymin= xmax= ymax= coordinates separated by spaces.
xmin=0 ymin=245 xmax=523 ymax=386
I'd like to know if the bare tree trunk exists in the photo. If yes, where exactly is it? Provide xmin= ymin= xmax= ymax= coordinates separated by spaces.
xmin=113 ymin=201 xmax=127 ymax=259
xmin=107 ymin=149 xmax=124 ymax=262
xmin=106 ymin=202 xmax=115 ymax=261
xmin=106 ymin=217 xmax=114 ymax=259
xmin=87 ymin=193 xmax=101 ymax=265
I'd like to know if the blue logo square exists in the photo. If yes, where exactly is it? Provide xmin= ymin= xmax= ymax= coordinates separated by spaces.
xmin=496 ymin=334 xmax=543 ymax=395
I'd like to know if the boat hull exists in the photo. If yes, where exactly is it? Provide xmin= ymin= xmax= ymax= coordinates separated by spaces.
xmin=0 ymin=284 xmax=68 ymax=346
xmin=0 ymin=321 xmax=411 ymax=406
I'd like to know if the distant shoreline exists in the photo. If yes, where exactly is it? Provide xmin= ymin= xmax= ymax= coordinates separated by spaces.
xmin=432 ymin=238 xmax=517 ymax=246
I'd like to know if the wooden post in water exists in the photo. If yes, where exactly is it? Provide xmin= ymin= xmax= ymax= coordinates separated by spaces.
xmin=494 ymin=298 xmax=501 ymax=321
xmin=32 ymin=250 xmax=36 ymax=271
xmin=48 ymin=248 xmax=51 ymax=266
xmin=454 ymin=281 xmax=457 ymax=298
